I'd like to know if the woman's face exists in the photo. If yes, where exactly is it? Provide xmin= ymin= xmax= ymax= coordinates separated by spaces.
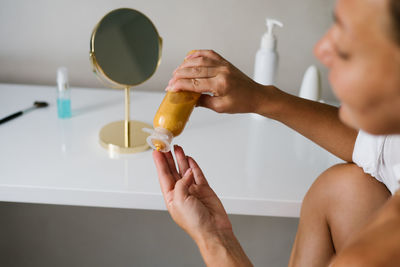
xmin=315 ymin=0 xmax=400 ymax=134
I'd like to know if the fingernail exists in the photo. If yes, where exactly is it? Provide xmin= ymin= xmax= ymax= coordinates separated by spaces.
xmin=168 ymin=79 xmax=173 ymax=86
xmin=166 ymin=85 xmax=175 ymax=91
xmin=184 ymin=168 xmax=192 ymax=176
xmin=186 ymin=50 xmax=197 ymax=59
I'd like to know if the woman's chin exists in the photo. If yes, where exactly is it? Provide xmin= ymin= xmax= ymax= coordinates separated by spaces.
xmin=339 ymin=105 xmax=400 ymax=135
xmin=339 ymin=105 xmax=359 ymax=130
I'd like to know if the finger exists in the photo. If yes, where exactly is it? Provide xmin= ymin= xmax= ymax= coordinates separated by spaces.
xmin=173 ymin=145 xmax=190 ymax=177
xmin=153 ymin=150 xmax=176 ymax=195
xmin=178 ymin=56 xmax=221 ymax=70
xmin=169 ymin=77 xmax=218 ymax=95
xmin=197 ymin=94 xmax=225 ymax=113
xmin=185 ymin=49 xmax=224 ymax=62
xmin=174 ymin=168 xmax=194 ymax=202
xmin=188 ymin=157 xmax=209 ymax=185
xmin=164 ymin=151 xmax=180 ymax=181
xmin=174 ymin=66 xmax=219 ymax=80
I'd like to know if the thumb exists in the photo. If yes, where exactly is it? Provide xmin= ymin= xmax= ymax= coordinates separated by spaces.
xmin=197 ymin=94 xmax=219 ymax=111
xmin=174 ymin=168 xmax=194 ymax=202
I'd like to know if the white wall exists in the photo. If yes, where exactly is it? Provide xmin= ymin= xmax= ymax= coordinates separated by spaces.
xmin=0 ymin=0 xmax=336 ymax=100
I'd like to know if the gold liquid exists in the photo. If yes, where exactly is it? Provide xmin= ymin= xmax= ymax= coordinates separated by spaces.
xmin=153 ymin=91 xmax=200 ymax=137
xmin=153 ymin=140 xmax=165 ymax=151
xmin=151 ymin=50 xmax=199 ymax=150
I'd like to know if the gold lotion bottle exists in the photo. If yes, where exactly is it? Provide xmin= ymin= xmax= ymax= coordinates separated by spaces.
xmin=144 ymin=51 xmax=200 ymax=152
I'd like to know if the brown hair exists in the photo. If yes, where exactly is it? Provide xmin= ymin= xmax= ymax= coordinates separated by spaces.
xmin=390 ymin=0 xmax=400 ymax=44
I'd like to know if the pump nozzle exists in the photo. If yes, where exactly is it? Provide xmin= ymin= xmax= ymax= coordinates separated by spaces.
xmin=266 ymin=18 xmax=283 ymax=36
xmin=261 ymin=18 xmax=283 ymax=50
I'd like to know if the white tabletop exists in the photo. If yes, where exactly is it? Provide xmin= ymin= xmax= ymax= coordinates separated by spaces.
xmin=0 ymin=83 xmax=342 ymax=217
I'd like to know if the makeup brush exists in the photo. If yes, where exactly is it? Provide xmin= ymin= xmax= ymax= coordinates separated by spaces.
xmin=0 ymin=101 xmax=49 ymax=125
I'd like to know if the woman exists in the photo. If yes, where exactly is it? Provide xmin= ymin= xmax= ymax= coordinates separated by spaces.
xmin=153 ymin=0 xmax=400 ymax=266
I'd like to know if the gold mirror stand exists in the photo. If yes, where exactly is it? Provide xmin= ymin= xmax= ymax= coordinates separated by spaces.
xmin=99 ymin=87 xmax=152 ymax=154
xmin=91 ymin=8 xmax=161 ymax=154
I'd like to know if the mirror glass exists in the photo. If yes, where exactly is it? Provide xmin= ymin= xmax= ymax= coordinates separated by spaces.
xmin=90 ymin=8 xmax=161 ymax=88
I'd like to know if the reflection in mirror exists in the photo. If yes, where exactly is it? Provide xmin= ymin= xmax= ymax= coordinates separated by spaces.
xmin=91 ymin=8 xmax=161 ymax=87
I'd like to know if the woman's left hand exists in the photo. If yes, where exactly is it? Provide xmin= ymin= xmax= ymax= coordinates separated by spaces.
xmin=152 ymin=145 xmax=233 ymax=242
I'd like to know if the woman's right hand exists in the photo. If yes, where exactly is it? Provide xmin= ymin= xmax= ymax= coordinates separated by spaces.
xmin=166 ymin=50 xmax=273 ymax=114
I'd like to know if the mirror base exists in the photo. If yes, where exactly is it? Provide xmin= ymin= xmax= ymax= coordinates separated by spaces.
xmin=99 ymin=120 xmax=152 ymax=154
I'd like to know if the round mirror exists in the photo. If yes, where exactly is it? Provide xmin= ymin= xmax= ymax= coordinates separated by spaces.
xmin=89 ymin=8 xmax=162 ymax=154
xmin=90 ymin=8 xmax=162 ymax=88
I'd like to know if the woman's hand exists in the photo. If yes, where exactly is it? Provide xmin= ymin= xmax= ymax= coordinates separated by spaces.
xmin=166 ymin=50 xmax=270 ymax=114
xmin=153 ymin=145 xmax=253 ymax=267
xmin=152 ymin=145 xmax=232 ymax=242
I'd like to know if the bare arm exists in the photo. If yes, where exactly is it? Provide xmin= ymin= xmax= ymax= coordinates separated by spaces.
xmin=256 ymin=86 xmax=358 ymax=162
xmin=196 ymin=230 xmax=253 ymax=267
xmin=169 ymin=50 xmax=358 ymax=162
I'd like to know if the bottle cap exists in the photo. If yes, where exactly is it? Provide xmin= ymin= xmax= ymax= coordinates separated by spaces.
xmin=299 ymin=65 xmax=321 ymax=101
xmin=57 ymin=67 xmax=69 ymax=91
xmin=261 ymin=18 xmax=283 ymax=50
xmin=142 ymin=127 xmax=173 ymax=152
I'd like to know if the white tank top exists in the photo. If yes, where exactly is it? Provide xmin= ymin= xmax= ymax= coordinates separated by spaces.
xmin=353 ymin=130 xmax=400 ymax=195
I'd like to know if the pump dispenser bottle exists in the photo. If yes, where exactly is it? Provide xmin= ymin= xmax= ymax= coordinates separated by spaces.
xmin=253 ymin=18 xmax=283 ymax=86
xmin=144 ymin=51 xmax=200 ymax=152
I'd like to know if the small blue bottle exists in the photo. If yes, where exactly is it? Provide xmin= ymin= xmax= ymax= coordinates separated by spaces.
xmin=57 ymin=67 xmax=71 ymax=119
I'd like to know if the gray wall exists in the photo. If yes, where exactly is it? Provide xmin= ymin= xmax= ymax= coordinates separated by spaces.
xmin=0 ymin=0 xmax=336 ymax=100
xmin=0 ymin=202 xmax=298 ymax=267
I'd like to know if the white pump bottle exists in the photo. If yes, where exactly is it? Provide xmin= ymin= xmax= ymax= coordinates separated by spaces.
xmin=253 ymin=18 xmax=283 ymax=86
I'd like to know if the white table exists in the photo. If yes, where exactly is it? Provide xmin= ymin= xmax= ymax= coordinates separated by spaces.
xmin=0 ymin=83 xmax=342 ymax=218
